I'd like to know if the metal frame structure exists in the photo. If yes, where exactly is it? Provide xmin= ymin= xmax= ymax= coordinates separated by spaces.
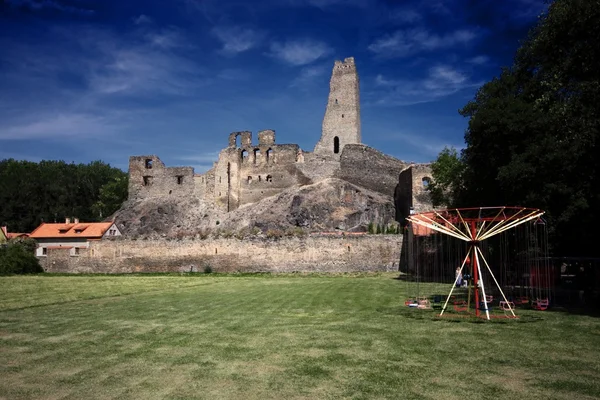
xmin=406 ymin=207 xmax=545 ymax=320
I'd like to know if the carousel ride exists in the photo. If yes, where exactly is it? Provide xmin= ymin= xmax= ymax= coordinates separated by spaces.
xmin=403 ymin=207 xmax=554 ymax=320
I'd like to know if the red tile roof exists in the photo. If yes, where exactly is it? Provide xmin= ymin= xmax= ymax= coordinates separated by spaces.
xmin=30 ymin=222 xmax=115 ymax=239
xmin=7 ymin=233 xmax=30 ymax=239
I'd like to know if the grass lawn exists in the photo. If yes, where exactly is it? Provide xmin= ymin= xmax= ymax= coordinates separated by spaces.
xmin=1 ymin=274 xmax=600 ymax=399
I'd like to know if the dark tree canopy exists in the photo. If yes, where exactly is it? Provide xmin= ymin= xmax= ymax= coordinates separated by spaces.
xmin=432 ymin=0 xmax=600 ymax=256
xmin=0 ymin=159 xmax=128 ymax=233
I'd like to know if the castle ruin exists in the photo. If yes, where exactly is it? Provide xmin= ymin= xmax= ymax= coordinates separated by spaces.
xmin=127 ymin=57 xmax=432 ymax=227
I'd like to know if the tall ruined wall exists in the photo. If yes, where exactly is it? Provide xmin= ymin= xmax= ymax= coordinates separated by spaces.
xmin=128 ymin=156 xmax=195 ymax=201
xmin=395 ymin=164 xmax=433 ymax=223
xmin=39 ymin=235 xmax=403 ymax=273
xmin=338 ymin=144 xmax=407 ymax=198
xmin=314 ymin=57 xmax=361 ymax=159
xmin=409 ymin=164 xmax=433 ymax=213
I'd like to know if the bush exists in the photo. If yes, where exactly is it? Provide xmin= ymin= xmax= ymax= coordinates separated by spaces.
xmin=368 ymin=222 xmax=375 ymax=234
xmin=0 ymin=242 xmax=43 ymax=274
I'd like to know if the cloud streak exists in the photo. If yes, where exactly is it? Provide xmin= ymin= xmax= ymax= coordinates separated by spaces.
xmin=5 ymin=0 xmax=95 ymax=15
xmin=212 ymin=26 xmax=264 ymax=55
xmin=368 ymin=28 xmax=476 ymax=58
xmin=268 ymin=39 xmax=331 ymax=66
xmin=372 ymin=65 xmax=482 ymax=106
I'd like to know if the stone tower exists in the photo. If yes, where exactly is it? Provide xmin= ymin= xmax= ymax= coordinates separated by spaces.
xmin=313 ymin=57 xmax=361 ymax=159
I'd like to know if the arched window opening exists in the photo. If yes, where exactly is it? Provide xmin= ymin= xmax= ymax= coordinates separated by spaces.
xmin=253 ymin=148 xmax=261 ymax=164
xmin=241 ymin=149 xmax=248 ymax=162
xmin=145 ymin=159 xmax=153 ymax=169
xmin=422 ymin=177 xmax=431 ymax=188
xmin=335 ymin=99 xmax=338 ymax=104
xmin=266 ymin=148 xmax=273 ymax=163
xmin=258 ymin=175 xmax=262 ymax=182
xmin=247 ymin=176 xmax=252 ymax=184
xmin=266 ymin=175 xmax=272 ymax=183
xmin=333 ymin=136 xmax=340 ymax=154
xmin=342 ymin=114 xmax=344 ymax=118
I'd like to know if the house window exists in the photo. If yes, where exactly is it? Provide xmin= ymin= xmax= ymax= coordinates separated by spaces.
xmin=74 ymin=229 xmax=84 ymax=233
xmin=42 ymin=248 xmax=47 ymax=256
xmin=71 ymin=247 xmax=80 ymax=257
xmin=334 ymin=136 xmax=340 ymax=154
xmin=145 ymin=159 xmax=153 ymax=169
xmin=109 ymin=229 xmax=116 ymax=236
xmin=59 ymin=229 xmax=68 ymax=234
xmin=247 ymin=176 xmax=252 ymax=184
xmin=422 ymin=177 xmax=431 ymax=188
xmin=143 ymin=176 xmax=152 ymax=186
xmin=177 ymin=176 xmax=183 ymax=185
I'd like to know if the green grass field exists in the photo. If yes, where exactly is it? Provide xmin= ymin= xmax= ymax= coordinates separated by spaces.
xmin=1 ymin=274 xmax=600 ymax=399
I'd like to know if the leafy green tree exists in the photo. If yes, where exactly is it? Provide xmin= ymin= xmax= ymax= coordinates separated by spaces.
xmin=427 ymin=147 xmax=466 ymax=207
xmin=92 ymin=176 xmax=129 ymax=220
xmin=455 ymin=0 xmax=600 ymax=256
xmin=0 ymin=159 xmax=127 ymax=232
xmin=0 ymin=241 xmax=43 ymax=274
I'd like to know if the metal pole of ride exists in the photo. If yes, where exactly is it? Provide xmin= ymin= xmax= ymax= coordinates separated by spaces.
xmin=471 ymin=221 xmax=480 ymax=318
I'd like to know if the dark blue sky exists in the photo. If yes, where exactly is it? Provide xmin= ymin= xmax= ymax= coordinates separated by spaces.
xmin=0 ymin=0 xmax=547 ymax=172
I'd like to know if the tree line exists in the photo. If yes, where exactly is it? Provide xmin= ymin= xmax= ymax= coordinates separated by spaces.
xmin=0 ymin=159 xmax=128 ymax=233
xmin=428 ymin=0 xmax=599 ymax=257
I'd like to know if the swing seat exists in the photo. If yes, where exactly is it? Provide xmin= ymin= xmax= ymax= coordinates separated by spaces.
xmin=515 ymin=296 xmax=529 ymax=305
xmin=453 ymin=301 xmax=468 ymax=312
xmin=485 ymin=295 xmax=493 ymax=303
xmin=499 ymin=301 xmax=515 ymax=311
xmin=532 ymin=298 xmax=549 ymax=311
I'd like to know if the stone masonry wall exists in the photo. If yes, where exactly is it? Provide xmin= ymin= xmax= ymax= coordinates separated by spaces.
xmin=338 ymin=144 xmax=407 ymax=198
xmin=39 ymin=235 xmax=403 ymax=274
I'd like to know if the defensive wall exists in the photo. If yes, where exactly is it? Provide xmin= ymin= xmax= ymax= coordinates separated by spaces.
xmin=39 ymin=235 xmax=403 ymax=274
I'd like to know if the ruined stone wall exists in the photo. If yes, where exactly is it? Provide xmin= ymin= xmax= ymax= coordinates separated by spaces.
xmin=39 ymin=236 xmax=403 ymax=273
xmin=394 ymin=164 xmax=433 ymax=223
xmin=128 ymin=156 xmax=195 ymax=201
xmin=338 ymin=144 xmax=407 ymax=198
xmin=410 ymin=164 xmax=433 ymax=213
xmin=314 ymin=57 xmax=361 ymax=160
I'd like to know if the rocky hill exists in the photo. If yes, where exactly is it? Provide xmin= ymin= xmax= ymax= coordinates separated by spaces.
xmin=113 ymin=178 xmax=397 ymax=238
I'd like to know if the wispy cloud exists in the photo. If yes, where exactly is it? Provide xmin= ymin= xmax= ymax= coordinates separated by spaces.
xmin=284 ymin=0 xmax=368 ymax=8
xmin=5 ymin=0 xmax=95 ymax=15
xmin=133 ymin=14 xmax=152 ymax=25
xmin=371 ymin=65 xmax=481 ymax=106
xmin=269 ymin=39 xmax=331 ymax=66
xmin=290 ymin=64 xmax=328 ymax=88
xmin=212 ymin=26 xmax=264 ymax=55
xmin=468 ymin=55 xmax=489 ymax=65
xmin=368 ymin=28 xmax=476 ymax=58
xmin=383 ymin=130 xmax=464 ymax=158
xmin=0 ymin=113 xmax=109 ymax=140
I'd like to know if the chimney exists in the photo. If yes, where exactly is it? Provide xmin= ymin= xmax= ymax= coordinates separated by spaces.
xmin=74 ymin=218 xmax=79 ymax=224
xmin=65 ymin=217 xmax=71 ymax=224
